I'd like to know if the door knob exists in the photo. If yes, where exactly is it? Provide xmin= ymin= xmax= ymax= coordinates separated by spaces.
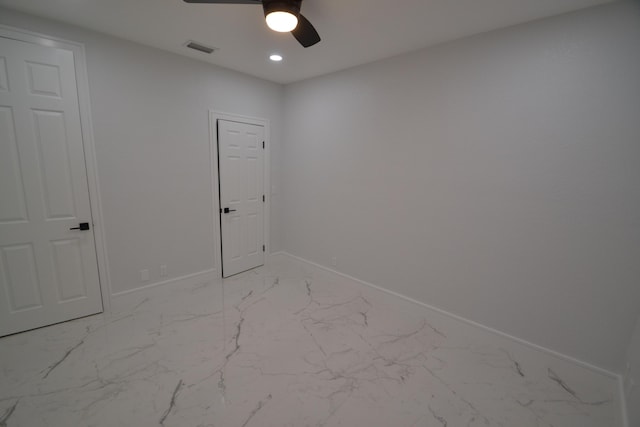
xmin=223 ymin=207 xmax=236 ymax=214
xmin=70 ymin=222 xmax=90 ymax=231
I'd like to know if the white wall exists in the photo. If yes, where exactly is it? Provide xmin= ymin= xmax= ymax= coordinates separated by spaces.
xmin=0 ymin=7 xmax=284 ymax=295
xmin=282 ymin=1 xmax=640 ymax=372
xmin=625 ymin=314 xmax=640 ymax=426
xmin=3 ymin=1 xmax=639 ymax=374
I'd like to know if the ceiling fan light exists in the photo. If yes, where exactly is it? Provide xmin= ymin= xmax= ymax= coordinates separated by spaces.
xmin=266 ymin=11 xmax=298 ymax=32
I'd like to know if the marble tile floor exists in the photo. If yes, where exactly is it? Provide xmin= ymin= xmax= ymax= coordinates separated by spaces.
xmin=0 ymin=254 xmax=623 ymax=426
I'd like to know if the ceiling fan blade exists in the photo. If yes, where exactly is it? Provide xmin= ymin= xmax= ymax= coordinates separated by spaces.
xmin=291 ymin=14 xmax=321 ymax=48
xmin=183 ymin=0 xmax=261 ymax=4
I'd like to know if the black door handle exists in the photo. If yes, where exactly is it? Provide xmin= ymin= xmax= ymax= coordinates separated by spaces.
xmin=70 ymin=222 xmax=90 ymax=231
xmin=223 ymin=207 xmax=237 ymax=214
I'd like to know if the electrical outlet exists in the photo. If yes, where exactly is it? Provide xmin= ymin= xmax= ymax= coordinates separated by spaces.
xmin=331 ymin=257 xmax=337 ymax=267
xmin=140 ymin=269 xmax=149 ymax=282
xmin=160 ymin=265 xmax=167 ymax=277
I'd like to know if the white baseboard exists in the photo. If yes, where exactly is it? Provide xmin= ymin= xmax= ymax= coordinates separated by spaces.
xmin=619 ymin=376 xmax=630 ymax=427
xmin=279 ymin=244 xmax=633 ymax=420
xmin=103 ymin=253 xmax=628 ymax=424
xmin=110 ymin=268 xmax=218 ymax=315
xmin=274 ymin=251 xmax=619 ymax=380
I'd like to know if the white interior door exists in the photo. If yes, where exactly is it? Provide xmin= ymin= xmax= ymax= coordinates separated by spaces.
xmin=0 ymin=36 xmax=103 ymax=336
xmin=218 ymin=119 xmax=265 ymax=277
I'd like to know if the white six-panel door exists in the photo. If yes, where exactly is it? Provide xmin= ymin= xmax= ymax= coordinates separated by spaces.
xmin=0 ymin=36 xmax=102 ymax=336
xmin=218 ymin=119 xmax=265 ymax=277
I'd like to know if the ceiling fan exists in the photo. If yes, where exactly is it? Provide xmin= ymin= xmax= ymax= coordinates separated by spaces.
xmin=183 ymin=0 xmax=321 ymax=48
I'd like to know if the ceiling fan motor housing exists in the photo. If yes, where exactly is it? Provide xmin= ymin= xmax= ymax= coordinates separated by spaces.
xmin=263 ymin=0 xmax=302 ymax=18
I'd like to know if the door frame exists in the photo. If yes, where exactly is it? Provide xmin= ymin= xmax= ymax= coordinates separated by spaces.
xmin=209 ymin=111 xmax=270 ymax=278
xmin=0 ymin=25 xmax=112 ymax=313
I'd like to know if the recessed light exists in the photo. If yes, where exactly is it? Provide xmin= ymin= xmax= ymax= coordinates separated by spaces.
xmin=270 ymin=54 xmax=283 ymax=62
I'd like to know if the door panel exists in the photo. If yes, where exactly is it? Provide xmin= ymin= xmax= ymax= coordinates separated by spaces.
xmin=0 ymin=106 xmax=28 ymax=223
xmin=0 ymin=36 xmax=102 ymax=336
xmin=218 ymin=119 xmax=265 ymax=277
xmin=51 ymin=238 xmax=87 ymax=302
xmin=1 ymin=243 xmax=42 ymax=311
xmin=32 ymin=109 xmax=77 ymax=219
xmin=26 ymin=61 xmax=63 ymax=98
xmin=0 ymin=57 xmax=8 ymax=90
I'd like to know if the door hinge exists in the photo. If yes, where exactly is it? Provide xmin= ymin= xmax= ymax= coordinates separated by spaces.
xmin=262 ymin=141 xmax=265 ymax=149
xmin=262 ymin=194 xmax=265 ymax=202
xmin=262 ymin=245 xmax=265 ymax=252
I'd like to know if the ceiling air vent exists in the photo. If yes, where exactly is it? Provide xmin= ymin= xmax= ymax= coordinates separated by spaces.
xmin=185 ymin=41 xmax=216 ymax=54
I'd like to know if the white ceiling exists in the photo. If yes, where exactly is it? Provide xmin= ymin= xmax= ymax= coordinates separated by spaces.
xmin=0 ymin=0 xmax=614 ymax=84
